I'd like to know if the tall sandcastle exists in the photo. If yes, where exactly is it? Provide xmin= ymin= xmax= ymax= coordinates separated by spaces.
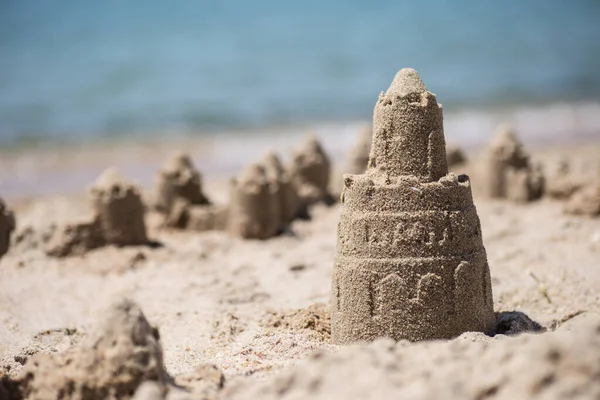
xmin=331 ymin=68 xmax=495 ymax=344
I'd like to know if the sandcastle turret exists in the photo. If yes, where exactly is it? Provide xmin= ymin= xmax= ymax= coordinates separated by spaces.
xmin=481 ymin=125 xmax=544 ymax=202
xmin=290 ymin=135 xmax=332 ymax=207
xmin=155 ymin=152 xmax=210 ymax=214
xmin=91 ymin=168 xmax=148 ymax=246
xmin=261 ymin=151 xmax=300 ymax=226
xmin=331 ymin=68 xmax=495 ymax=343
xmin=227 ymin=163 xmax=280 ymax=239
xmin=0 ymin=197 xmax=15 ymax=258
xmin=344 ymin=125 xmax=373 ymax=175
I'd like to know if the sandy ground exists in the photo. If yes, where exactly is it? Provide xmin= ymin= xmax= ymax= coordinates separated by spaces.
xmin=1 ymin=141 xmax=599 ymax=399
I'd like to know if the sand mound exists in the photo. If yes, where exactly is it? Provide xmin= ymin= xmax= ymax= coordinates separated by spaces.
xmin=564 ymin=182 xmax=600 ymax=217
xmin=333 ymin=68 xmax=495 ymax=343
xmin=225 ymin=314 xmax=600 ymax=400
xmin=4 ymin=299 xmax=165 ymax=400
xmin=0 ymin=198 xmax=15 ymax=258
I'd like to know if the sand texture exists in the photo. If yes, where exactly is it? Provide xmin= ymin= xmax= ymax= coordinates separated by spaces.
xmin=0 ymin=141 xmax=599 ymax=398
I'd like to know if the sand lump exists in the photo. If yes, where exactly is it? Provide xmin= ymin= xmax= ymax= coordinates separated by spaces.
xmin=289 ymin=135 xmax=333 ymax=208
xmin=480 ymin=125 xmax=544 ymax=202
xmin=564 ymin=181 xmax=600 ymax=217
xmin=332 ymin=68 xmax=496 ymax=343
xmin=0 ymin=198 xmax=15 ymax=259
xmin=46 ymin=168 xmax=149 ymax=257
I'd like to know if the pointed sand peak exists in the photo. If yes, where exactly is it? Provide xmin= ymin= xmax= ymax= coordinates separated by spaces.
xmin=386 ymin=68 xmax=428 ymax=97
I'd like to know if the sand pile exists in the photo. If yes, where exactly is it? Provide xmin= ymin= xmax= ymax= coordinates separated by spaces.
xmin=0 ymin=198 xmax=15 ymax=259
xmin=45 ymin=168 xmax=149 ymax=257
xmin=261 ymin=152 xmax=300 ymax=227
xmin=290 ymin=135 xmax=333 ymax=209
xmin=344 ymin=125 xmax=372 ymax=175
xmin=480 ymin=125 xmax=544 ymax=202
xmin=224 ymin=314 xmax=600 ymax=400
xmin=227 ymin=163 xmax=280 ymax=239
xmin=332 ymin=68 xmax=495 ymax=343
xmin=1 ymin=299 xmax=165 ymax=400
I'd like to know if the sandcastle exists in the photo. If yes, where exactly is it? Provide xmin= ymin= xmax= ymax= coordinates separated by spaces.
xmin=46 ymin=168 xmax=149 ymax=256
xmin=227 ymin=163 xmax=280 ymax=239
xmin=261 ymin=151 xmax=300 ymax=226
xmin=480 ymin=125 xmax=544 ymax=202
xmin=155 ymin=152 xmax=210 ymax=215
xmin=289 ymin=135 xmax=333 ymax=207
xmin=0 ymin=198 xmax=15 ymax=259
xmin=344 ymin=125 xmax=372 ymax=175
xmin=331 ymin=68 xmax=496 ymax=344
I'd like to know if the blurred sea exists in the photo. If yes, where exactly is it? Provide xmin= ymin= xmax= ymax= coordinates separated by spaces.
xmin=1 ymin=0 xmax=600 ymax=145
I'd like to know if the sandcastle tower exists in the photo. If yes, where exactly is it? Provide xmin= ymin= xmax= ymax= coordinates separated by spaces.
xmin=345 ymin=125 xmax=373 ymax=175
xmin=0 ymin=197 xmax=15 ymax=258
xmin=331 ymin=68 xmax=496 ymax=344
xmin=155 ymin=152 xmax=210 ymax=214
xmin=261 ymin=151 xmax=300 ymax=226
xmin=227 ymin=163 xmax=280 ymax=239
xmin=91 ymin=168 xmax=148 ymax=246
xmin=481 ymin=125 xmax=544 ymax=202
xmin=290 ymin=135 xmax=332 ymax=206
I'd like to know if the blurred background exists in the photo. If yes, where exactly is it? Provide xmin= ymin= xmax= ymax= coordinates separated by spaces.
xmin=1 ymin=0 xmax=600 ymax=197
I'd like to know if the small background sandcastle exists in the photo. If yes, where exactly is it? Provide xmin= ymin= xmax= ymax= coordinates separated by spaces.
xmin=46 ymin=168 xmax=150 ymax=257
xmin=478 ymin=125 xmax=544 ymax=202
xmin=154 ymin=152 xmax=228 ymax=231
xmin=331 ymin=68 xmax=496 ymax=344
xmin=153 ymin=134 xmax=334 ymax=240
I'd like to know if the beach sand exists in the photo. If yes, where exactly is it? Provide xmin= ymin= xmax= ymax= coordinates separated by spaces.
xmin=0 ymin=136 xmax=599 ymax=399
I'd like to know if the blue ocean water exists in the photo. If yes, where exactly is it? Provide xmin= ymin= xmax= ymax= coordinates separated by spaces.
xmin=1 ymin=0 xmax=599 ymax=144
